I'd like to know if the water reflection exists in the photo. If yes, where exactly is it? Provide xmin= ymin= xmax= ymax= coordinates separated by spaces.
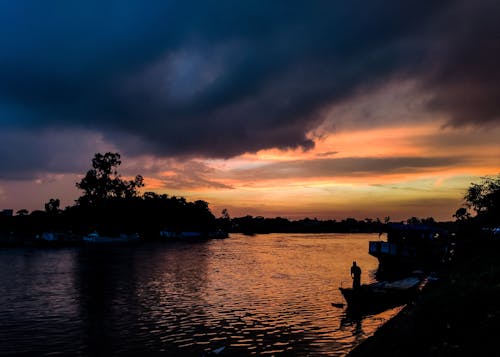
xmin=1 ymin=234 xmax=401 ymax=356
xmin=74 ymin=243 xmax=212 ymax=356
xmin=75 ymin=246 xmax=139 ymax=355
xmin=0 ymin=248 xmax=82 ymax=355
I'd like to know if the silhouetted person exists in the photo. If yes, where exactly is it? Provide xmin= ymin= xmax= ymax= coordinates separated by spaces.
xmin=351 ymin=261 xmax=361 ymax=289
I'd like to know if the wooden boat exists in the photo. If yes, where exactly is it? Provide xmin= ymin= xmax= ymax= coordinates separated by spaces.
xmin=339 ymin=275 xmax=424 ymax=312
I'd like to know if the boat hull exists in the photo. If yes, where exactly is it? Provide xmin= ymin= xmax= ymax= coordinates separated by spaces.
xmin=339 ymin=277 xmax=422 ymax=312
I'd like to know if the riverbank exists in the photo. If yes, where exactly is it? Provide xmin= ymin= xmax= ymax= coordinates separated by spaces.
xmin=349 ymin=238 xmax=500 ymax=356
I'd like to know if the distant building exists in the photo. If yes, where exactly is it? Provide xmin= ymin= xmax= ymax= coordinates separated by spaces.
xmin=1 ymin=209 xmax=13 ymax=217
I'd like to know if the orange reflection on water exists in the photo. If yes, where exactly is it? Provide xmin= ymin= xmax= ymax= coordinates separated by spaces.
xmin=145 ymin=233 xmax=403 ymax=355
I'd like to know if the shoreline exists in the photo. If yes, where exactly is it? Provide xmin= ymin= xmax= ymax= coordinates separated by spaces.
xmin=348 ymin=238 xmax=500 ymax=356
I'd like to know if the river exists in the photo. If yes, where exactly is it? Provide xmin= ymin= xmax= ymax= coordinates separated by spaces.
xmin=0 ymin=233 xmax=400 ymax=356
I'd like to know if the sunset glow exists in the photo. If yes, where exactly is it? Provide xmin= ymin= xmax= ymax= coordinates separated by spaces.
xmin=0 ymin=2 xmax=499 ymax=221
xmin=136 ymin=119 xmax=500 ymax=221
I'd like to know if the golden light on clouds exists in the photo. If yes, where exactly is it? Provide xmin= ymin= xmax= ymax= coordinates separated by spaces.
xmin=140 ymin=119 xmax=499 ymax=221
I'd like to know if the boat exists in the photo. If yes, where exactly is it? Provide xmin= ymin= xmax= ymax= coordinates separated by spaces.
xmin=36 ymin=232 xmax=63 ymax=242
xmin=83 ymin=232 xmax=140 ymax=243
xmin=34 ymin=232 xmax=82 ymax=246
xmin=339 ymin=274 xmax=424 ymax=312
xmin=369 ymin=223 xmax=451 ymax=272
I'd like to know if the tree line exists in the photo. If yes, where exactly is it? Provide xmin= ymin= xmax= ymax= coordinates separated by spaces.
xmin=0 ymin=153 xmax=216 ymax=240
xmin=220 ymin=175 xmax=499 ymax=236
xmin=1 ymin=152 xmax=499 ymax=240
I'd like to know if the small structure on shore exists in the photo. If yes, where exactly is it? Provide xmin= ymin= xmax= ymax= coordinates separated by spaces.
xmin=369 ymin=223 xmax=451 ymax=273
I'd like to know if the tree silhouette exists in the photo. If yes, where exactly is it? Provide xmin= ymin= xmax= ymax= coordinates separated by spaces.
xmin=464 ymin=174 xmax=500 ymax=225
xmin=76 ymin=152 xmax=144 ymax=206
xmin=407 ymin=216 xmax=420 ymax=225
xmin=453 ymin=207 xmax=470 ymax=221
xmin=45 ymin=198 xmax=61 ymax=214
xmin=16 ymin=209 xmax=29 ymax=216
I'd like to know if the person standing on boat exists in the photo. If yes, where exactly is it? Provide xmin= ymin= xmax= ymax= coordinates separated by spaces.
xmin=351 ymin=261 xmax=361 ymax=289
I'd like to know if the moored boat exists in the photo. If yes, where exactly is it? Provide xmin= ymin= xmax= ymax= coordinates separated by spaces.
xmin=339 ymin=273 xmax=425 ymax=312
xmin=83 ymin=232 xmax=140 ymax=243
xmin=34 ymin=231 xmax=82 ymax=246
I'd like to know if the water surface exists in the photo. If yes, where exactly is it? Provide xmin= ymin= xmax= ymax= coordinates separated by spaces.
xmin=0 ymin=233 xmax=399 ymax=356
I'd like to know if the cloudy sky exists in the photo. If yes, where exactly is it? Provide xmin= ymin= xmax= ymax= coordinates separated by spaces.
xmin=0 ymin=1 xmax=499 ymax=221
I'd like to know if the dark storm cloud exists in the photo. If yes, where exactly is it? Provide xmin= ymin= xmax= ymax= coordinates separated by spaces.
xmin=231 ymin=156 xmax=469 ymax=181
xmin=422 ymin=1 xmax=500 ymax=126
xmin=0 ymin=0 xmax=498 ymax=167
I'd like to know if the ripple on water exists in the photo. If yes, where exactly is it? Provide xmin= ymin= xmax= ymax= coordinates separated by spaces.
xmin=0 ymin=234 xmax=402 ymax=355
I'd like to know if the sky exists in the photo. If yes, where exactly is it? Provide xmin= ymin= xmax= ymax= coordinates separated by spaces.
xmin=0 ymin=1 xmax=499 ymax=221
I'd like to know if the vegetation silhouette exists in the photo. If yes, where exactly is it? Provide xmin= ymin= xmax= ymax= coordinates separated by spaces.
xmin=76 ymin=152 xmax=144 ymax=206
xmin=0 ymin=161 xmax=498 ymax=245
xmin=463 ymin=175 xmax=500 ymax=226
xmin=220 ymin=215 xmax=452 ymax=235
xmin=70 ymin=152 xmax=217 ymax=238
xmin=0 ymin=152 xmax=217 ymax=243
xmin=450 ymin=174 xmax=500 ymax=263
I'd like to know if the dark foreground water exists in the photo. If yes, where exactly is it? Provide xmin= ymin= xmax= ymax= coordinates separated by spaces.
xmin=0 ymin=233 xmax=400 ymax=356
